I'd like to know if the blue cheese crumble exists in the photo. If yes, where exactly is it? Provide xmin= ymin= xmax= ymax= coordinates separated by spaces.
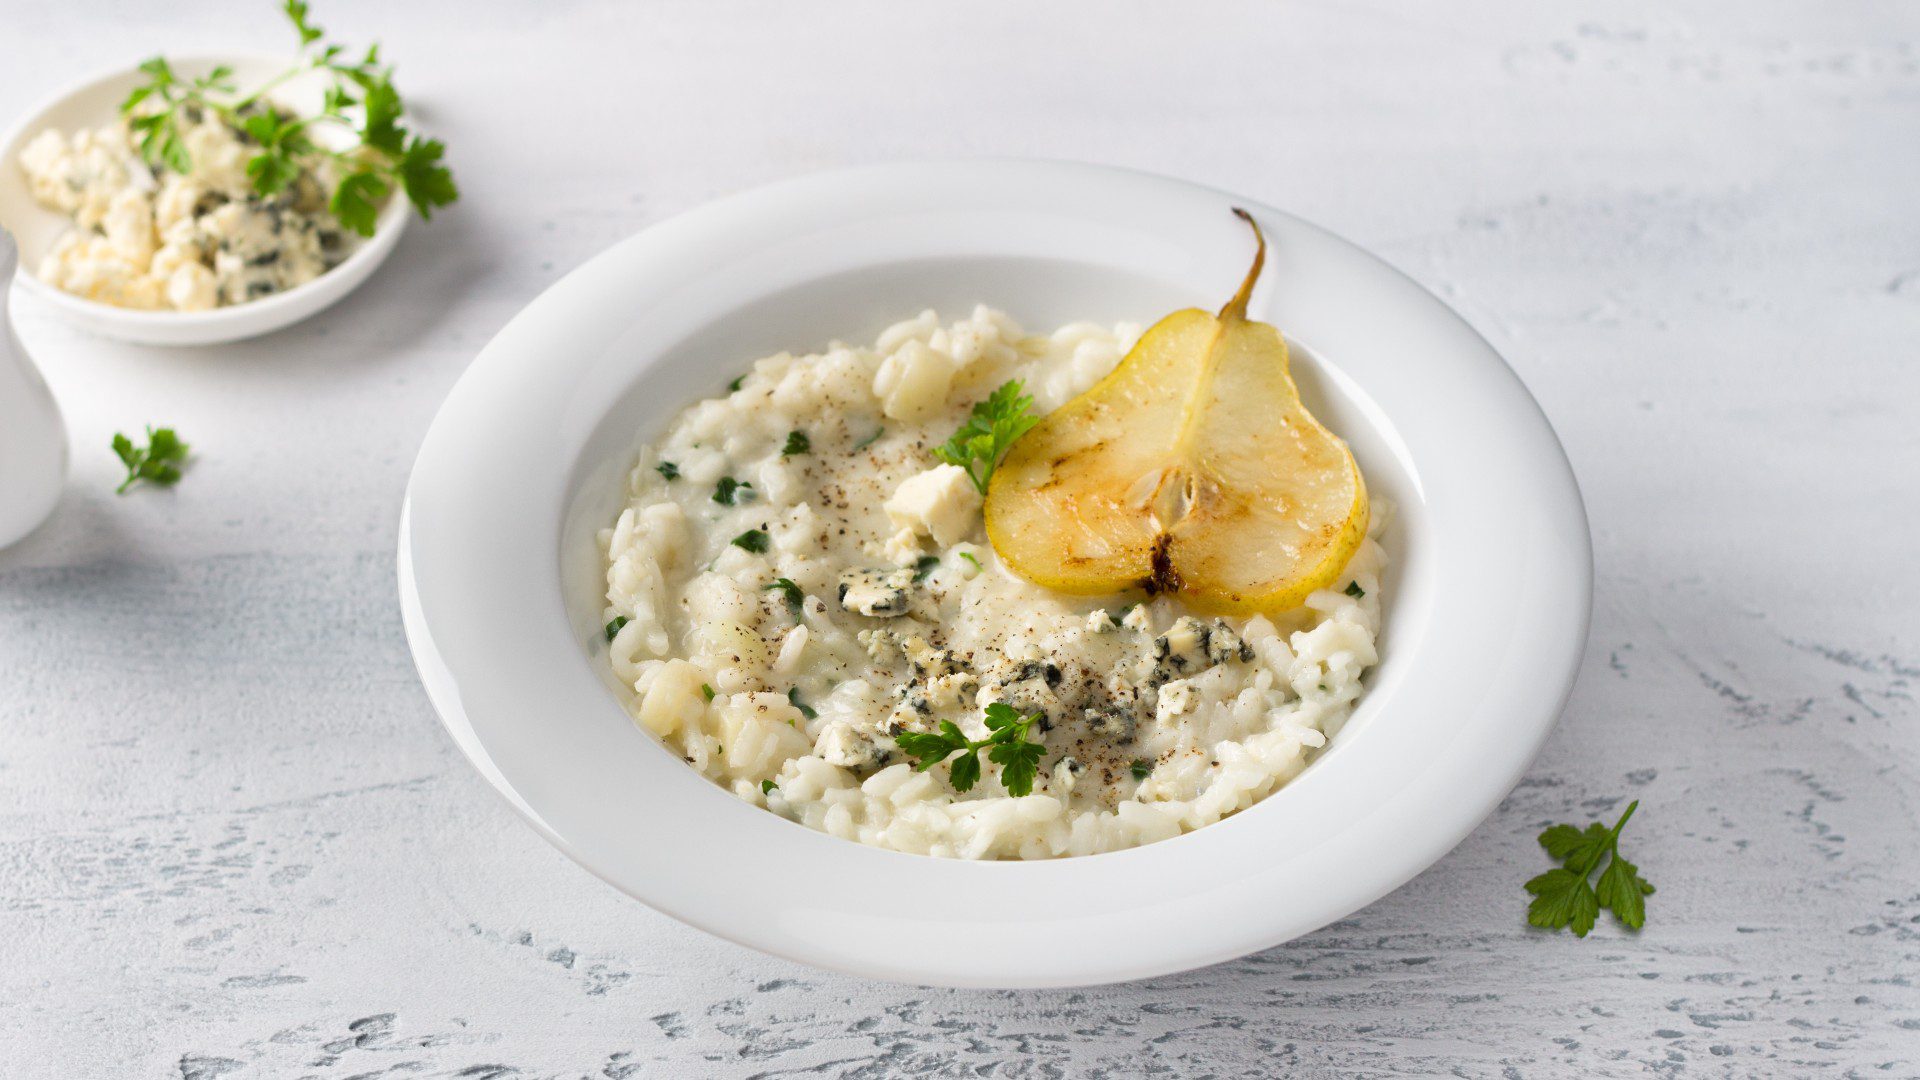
xmin=17 ymin=106 xmax=356 ymax=310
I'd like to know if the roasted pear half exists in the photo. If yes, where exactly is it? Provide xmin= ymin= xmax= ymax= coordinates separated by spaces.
xmin=985 ymin=209 xmax=1367 ymax=614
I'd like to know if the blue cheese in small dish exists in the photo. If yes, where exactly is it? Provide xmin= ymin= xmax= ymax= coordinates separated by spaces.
xmin=17 ymin=106 xmax=354 ymax=311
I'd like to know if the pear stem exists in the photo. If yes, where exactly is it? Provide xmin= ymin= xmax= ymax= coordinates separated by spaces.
xmin=1218 ymin=207 xmax=1267 ymax=322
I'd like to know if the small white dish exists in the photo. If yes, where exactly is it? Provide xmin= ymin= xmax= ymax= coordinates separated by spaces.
xmin=399 ymin=161 xmax=1592 ymax=988
xmin=0 ymin=55 xmax=408 ymax=346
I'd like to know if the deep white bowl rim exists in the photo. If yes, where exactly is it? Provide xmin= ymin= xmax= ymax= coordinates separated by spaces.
xmin=0 ymin=53 xmax=409 ymax=342
xmin=398 ymin=159 xmax=1592 ymax=988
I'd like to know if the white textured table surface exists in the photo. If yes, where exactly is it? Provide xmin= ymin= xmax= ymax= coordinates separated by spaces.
xmin=3 ymin=1 xmax=1917 ymax=1076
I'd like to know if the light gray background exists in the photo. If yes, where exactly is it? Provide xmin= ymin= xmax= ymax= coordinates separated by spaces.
xmin=2 ymin=1 xmax=1916 ymax=1076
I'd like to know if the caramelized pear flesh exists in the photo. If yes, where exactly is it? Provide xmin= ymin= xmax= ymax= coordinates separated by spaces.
xmin=985 ymin=210 xmax=1367 ymax=614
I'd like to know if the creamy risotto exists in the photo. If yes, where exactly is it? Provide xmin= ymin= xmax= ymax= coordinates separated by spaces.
xmin=18 ymin=108 xmax=353 ymax=311
xmin=600 ymin=307 xmax=1386 ymax=859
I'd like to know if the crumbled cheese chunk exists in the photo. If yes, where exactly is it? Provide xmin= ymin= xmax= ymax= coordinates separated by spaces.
xmin=882 ymin=464 xmax=982 ymax=548
xmin=837 ymin=567 xmax=914 ymax=617
xmin=816 ymin=721 xmax=890 ymax=771
xmin=18 ymin=109 xmax=356 ymax=311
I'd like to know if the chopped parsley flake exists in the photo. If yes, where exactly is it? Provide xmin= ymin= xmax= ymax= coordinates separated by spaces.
xmin=1344 ymin=581 xmax=1366 ymax=599
xmin=712 ymin=476 xmax=752 ymax=505
xmin=853 ymin=427 xmax=885 ymax=450
xmin=655 ymin=461 xmax=679 ymax=481
xmin=958 ymin=551 xmax=982 ymax=570
xmin=728 ymin=374 xmax=745 ymax=392
xmin=732 ymin=529 xmax=770 ymax=553
xmin=766 ymin=577 xmax=805 ymax=617
xmin=603 ymin=616 xmax=629 ymax=642
xmin=912 ymin=555 xmax=940 ymax=582
xmin=700 ymin=683 xmax=715 ymax=702
xmin=782 ymin=430 xmax=810 ymax=457
xmin=787 ymin=687 xmax=818 ymax=720
xmin=761 ymin=779 xmax=776 ymax=795
xmin=1131 ymin=759 xmax=1153 ymax=782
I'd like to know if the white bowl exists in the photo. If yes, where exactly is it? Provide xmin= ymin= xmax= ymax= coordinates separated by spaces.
xmin=0 ymin=55 xmax=408 ymax=346
xmin=399 ymin=161 xmax=1591 ymax=988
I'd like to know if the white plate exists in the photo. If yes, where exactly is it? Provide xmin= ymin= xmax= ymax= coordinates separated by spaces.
xmin=398 ymin=161 xmax=1591 ymax=988
xmin=0 ymin=55 xmax=408 ymax=346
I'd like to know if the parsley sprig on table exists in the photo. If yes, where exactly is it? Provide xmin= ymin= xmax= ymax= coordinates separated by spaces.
xmin=933 ymin=381 xmax=1041 ymax=495
xmin=111 ymin=427 xmax=190 ymax=494
xmin=895 ymin=703 xmax=1046 ymax=797
xmin=1525 ymin=800 xmax=1655 ymax=937
xmin=119 ymin=0 xmax=457 ymax=237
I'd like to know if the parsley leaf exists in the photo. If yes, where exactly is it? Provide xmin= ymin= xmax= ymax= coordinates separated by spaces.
xmin=728 ymin=375 xmax=746 ymax=393
xmin=111 ymin=426 xmax=190 ymax=494
xmin=1526 ymin=801 xmax=1654 ymax=937
xmin=603 ymin=615 xmax=629 ymax=642
xmin=895 ymin=704 xmax=1045 ymax=796
xmin=853 ymin=427 xmax=884 ymax=451
xmin=1524 ymin=868 xmax=1600 ymax=938
xmin=912 ymin=555 xmax=940 ymax=582
xmin=958 ymin=551 xmax=982 ymax=570
xmin=285 ymin=0 xmax=324 ymax=45
xmin=359 ymin=76 xmax=404 ymax=154
xmin=328 ymin=169 xmax=389 ymax=236
xmin=700 ymin=683 xmax=716 ymax=702
xmin=988 ymin=738 xmax=1044 ymax=798
xmin=731 ymin=529 xmax=770 ymax=553
xmin=128 ymin=108 xmax=191 ymax=175
xmin=981 ymin=702 xmax=1027 ymax=739
xmin=948 ymin=740 xmax=983 ymax=793
xmin=1345 ymin=581 xmax=1366 ymax=599
xmin=397 ymin=135 xmax=458 ymax=219
xmin=654 ymin=461 xmax=680 ymax=481
xmin=782 ymin=430 xmax=810 ymax=457
xmin=761 ymin=779 xmax=776 ymax=796
xmin=931 ymin=380 xmax=1042 ymax=494
xmin=766 ymin=578 xmax=805 ymax=618
xmin=712 ymin=477 xmax=752 ymax=505
xmin=241 ymin=110 xmax=314 ymax=196
xmin=1131 ymin=759 xmax=1153 ymax=781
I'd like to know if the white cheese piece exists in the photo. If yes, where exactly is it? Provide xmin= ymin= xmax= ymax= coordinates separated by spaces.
xmin=816 ymin=720 xmax=889 ymax=770
xmin=882 ymin=464 xmax=981 ymax=548
xmin=837 ymin=568 xmax=914 ymax=617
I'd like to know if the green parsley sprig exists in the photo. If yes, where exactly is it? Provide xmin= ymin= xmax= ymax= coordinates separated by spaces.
xmin=1525 ymin=800 xmax=1655 ymax=937
xmin=932 ymin=380 xmax=1041 ymax=495
xmin=111 ymin=426 xmax=190 ymax=494
xmin=119 ymin=0 xmax=457 ymax=237
xmin=895 ymin=703 xmax=1046 ymax=797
